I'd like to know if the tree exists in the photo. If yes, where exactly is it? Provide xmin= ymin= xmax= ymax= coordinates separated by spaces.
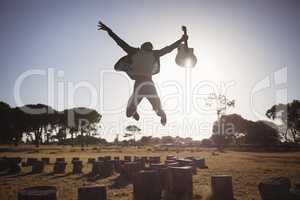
xmin=206 ymin=93 xmax=235 ymax=150
xmin=0 ymin=105 xmax=33 ymax=146
xmin=137 ymin=136 xmax=152 ymax=146
xmin=212 ymin=114 xmax=280 ymax=146
xmin=63 ymin=107 xmax=101 ymax=150
xmin=206 ymin=93 xmax=235 ymax=120
xmin=125 ymin=125 xmax=141 ymax=145
xmin=55 ymin=128 xmax=67 ymax=144
xmin=19 ymin=104 xmax=58 ymax=148
xmin=266 ymin=100 xmax=300 ymax=143
xmin=58 ymin=109 xmax=77 ymax=147
xmin=0 ymin=101 xmax=12 ymax=144
xmin=10 ymin=107 xmax=31 ymax=145
xmin=161 ymin=136 xmax=174 ymax=144
xmin=0 ymin=101 xmax=102 ymax=147
xmin=201 ymin=138 xmax=213 ymax=147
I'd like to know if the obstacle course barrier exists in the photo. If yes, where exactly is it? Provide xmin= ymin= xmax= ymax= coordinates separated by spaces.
xmin=166 ymin=166 xmax=193 ymax=200
xmin=211 ymin=175 xmax=234 ymax=200
xmin=133 ymin=170 xmax=161 ymax=200
xmin=121 ymin=161 xmax=142 ymax=181
xmin=53 ymin=161 xmax=67 ymax=174
xmin=41 ymin=158 xmax=50 ymax=165
xmin=258 ymin=177 xmax=292 ymax=200
xmin=78 ymin=185 xmax=107 ymax=200
xmin=31 ymin=160 xmax=44 ymax=173
xmin=72 ymin=160 xmax=83 ymax=174
xmin=18 ymin=186 xmax=57 ymax=200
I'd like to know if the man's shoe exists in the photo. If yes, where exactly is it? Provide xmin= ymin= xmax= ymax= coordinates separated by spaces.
xmin=133 ymin=112 xmax=140 ymax=121
xmin=126 ymin=105 xmax=136 ymax=118
xmin=160 ymin=112 xmax=167 ymax=126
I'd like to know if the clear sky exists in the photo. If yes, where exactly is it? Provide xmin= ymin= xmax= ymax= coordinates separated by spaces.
xmin=1 ymin=0 xmax=300 ymax=141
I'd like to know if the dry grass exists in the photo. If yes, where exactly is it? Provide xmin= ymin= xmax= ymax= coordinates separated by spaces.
xmin=0 ymin=146 xmax=300 ymax=200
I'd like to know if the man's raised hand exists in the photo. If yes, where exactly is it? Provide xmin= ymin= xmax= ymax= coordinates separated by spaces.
xmin=180 ymin=34 xmax=189 ymax=42
xmin=97 ymin=21 xmax=111 ymax=32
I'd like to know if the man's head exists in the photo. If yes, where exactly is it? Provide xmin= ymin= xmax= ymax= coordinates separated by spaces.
xmin=141 ymin=42 xmax=153 ymax=51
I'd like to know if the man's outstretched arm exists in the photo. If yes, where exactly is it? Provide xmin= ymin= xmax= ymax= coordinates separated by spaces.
xmin=156 ymin=35 xmax=188 ymax=57
xmin=98 ymin=21 xmax=137 ymax=54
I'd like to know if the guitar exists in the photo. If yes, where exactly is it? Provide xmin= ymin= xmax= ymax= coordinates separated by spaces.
xmin=175 ymin=26 xmax=197 ymax=68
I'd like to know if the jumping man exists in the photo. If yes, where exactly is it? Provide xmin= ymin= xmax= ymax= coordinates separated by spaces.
xmin=98 ymin=21 xmax=188 ymax=125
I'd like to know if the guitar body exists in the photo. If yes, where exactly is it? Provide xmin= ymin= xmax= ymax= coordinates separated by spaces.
xmin=175 ymin=44 xmax=197 ymax=67
xmin=175 ymin=26 xmax=197 ymax=68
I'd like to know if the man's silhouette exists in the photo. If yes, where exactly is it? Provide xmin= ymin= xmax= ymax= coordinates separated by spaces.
xmin=98 ymin=21 xmax=188 ymax=125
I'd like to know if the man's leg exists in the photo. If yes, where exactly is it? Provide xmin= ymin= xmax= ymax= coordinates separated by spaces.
xmin=126 ymin=94 xmax=143 ymax=120
xmin=140 ymin=81 xmax=167 ymax=125
xmin=126 ymin=81 xmax=143 ymax=120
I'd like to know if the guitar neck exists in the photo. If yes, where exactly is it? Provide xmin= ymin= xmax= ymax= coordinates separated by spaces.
xmin=182 ymin=26 xmax=188 ymax=47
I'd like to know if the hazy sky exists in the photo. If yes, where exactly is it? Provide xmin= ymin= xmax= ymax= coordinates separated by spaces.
xmin=1 ymin=0 xmax=300 ymax=141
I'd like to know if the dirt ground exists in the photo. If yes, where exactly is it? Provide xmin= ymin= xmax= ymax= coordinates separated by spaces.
xmin=0 ymin=146 xmax=300 ymax=200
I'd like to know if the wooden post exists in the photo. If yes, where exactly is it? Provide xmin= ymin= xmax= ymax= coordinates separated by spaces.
xmin=98 ymin=157 xmax=105 ymax=161
xmin=194 ymin=158 xmax=207 ymax=169
xmin=72 ymin=157 xmax=80 ymax=163
xmin=101 ymin=161 xmax=114 ymax=177
xmin=27 ymin=158 xmax=38 ymax=166
xmin=91 ymin=161 xmax=103 ymax=176
xmin=121 ymin=162 xmax=142 ymax=181
xmin=159 ymin=167 xmax=170 ymax=191
xmin=177 ymin=159 xmax=197 ymax=174
xmin=290 ymin=182 xmax=300 ymax=199
xmin=31 ymin=160 xmax=44 ymax=173
xmin=78 ymin=185 xmax=107 ymax=200
xmin=112 ymin=160 xmax=122 ymax=173
xmin=41 ymin=158 xmax=50 ymax=165
xmin=55 ymin=158 xmax=65 ymax=163
xmin=185 ymin=156 xmax=195 ymax=161
xmin=258 ymin=177 xmax=291 ymax=200
xmin=135 ymin=158 xmax=146 ymax=169
xmin=149 ymin=164 xmax=169 ymax=190
xmin=6 ymin=157 xmax=21 ymax=174
xmin=124 ymin=156 xmax=131 ymax=162
xmin=53 ymin=161 xmax=67 ymax=174
xmin=88 ymin=158 xmax=95 ymax=164
xmin=114 ymin=156 xmax=120 ymax=160
xmin=72 ymin=160 xmax=83 ymax=174
xmin=134 ymin=170 xmax=161 ymax=200
xmin=166 ymin=166 xmax=193 ymax=200
xmin=18 ymin=186 xmax=57 ymax=200
xmin=150 ymin=163 xmax=165 ymax=169
xmin=211 ymin=175 xmax=234 ymax=200
xmin=167 ymin=155 xmax=177 ymax=161
xmin=0 ymin=158 xmax=9 ymax=172
xmin=166 ymin=162 xmax=180 ymax=167
xmin=141 ymin=156 xmax=148 ymax=164
xmin=165 ymin=160 xmax=178 ymax=165
xmin=104 ymin=156 xmax=111 ymax=161
xmin=149 ymin=156 xmax=161 ymax=164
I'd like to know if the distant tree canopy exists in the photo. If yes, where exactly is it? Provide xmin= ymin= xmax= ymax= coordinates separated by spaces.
xmin=266 ymin=100 xmax=300 ymax=143
xmin=0 ymin=101 xmax=102 ymax=148
xmin=212 ymin=114 xmax=280 ymax=146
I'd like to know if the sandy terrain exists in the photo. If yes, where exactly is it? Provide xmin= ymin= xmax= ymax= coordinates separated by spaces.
xmin=0 ymin=146 xmax=300 ymax=200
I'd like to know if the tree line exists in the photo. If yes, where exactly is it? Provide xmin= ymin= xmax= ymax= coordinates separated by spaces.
xmin=211 ymin=100 xmax=300 ymax=148
xmin=0 ymin=101 xmax=101 ymax=149
xmin=0 ymin=100 xmax=299 ymax=149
